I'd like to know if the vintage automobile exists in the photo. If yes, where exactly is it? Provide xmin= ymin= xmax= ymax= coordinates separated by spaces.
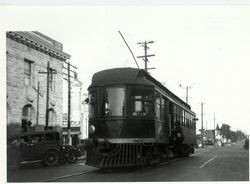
xmin=10 ymin=131 xmax=81 ymax=166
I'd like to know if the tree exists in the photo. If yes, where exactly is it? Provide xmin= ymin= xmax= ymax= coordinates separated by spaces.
xmin=220 ymin=124 xmax=231 ymax=140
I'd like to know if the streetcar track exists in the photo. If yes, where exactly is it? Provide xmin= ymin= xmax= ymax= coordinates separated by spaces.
xmin=42 ymin=169 xmax=97 ymax=182
xmin=43 ymin=150 xmax=213 ymax=182
xmin=43 ymin=157 xmax=183 ymax=181
xmin=193 ymin=149 xmax=211 ymax=156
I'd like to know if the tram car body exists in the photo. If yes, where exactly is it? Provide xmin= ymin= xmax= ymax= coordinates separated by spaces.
xmin=86 ymin=68 xmax=196 ymax=168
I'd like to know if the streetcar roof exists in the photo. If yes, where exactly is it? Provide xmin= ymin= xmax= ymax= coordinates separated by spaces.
xmin=89 ymin=67 xmax=154 ymax=88
xmin=89 ymin=67 xmax=194 ymax=114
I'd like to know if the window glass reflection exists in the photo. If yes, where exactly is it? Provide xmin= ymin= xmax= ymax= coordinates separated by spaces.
xmin=89 ymin=91 xmax=97 ymax=118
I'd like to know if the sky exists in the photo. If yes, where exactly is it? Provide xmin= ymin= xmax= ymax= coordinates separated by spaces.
xmin=1 ymin=5 xmax=250 ymax=134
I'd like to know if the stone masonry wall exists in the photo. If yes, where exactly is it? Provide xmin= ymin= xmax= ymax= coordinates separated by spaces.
xmin=7 ymin=37 xmax=64 ymax=138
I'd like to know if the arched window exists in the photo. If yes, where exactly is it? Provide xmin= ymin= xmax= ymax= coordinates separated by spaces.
xmin=22 ymin=104 xmax=35 ymax=131
xmin=22 ymin=105 xmax=35 ymax=121
xmin=48 ymin=108 xmax=57 ymax=126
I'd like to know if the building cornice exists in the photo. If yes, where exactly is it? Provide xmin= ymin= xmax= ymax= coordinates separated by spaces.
xmin=7 ymin=31 xmax=71 ymax=61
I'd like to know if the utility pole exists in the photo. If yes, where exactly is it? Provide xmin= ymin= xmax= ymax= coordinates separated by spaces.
xmin=179 ymin=84 xmax=192 ymax=104
xmin=39 ymin=61 xmax=57 ymax=130
xmin=63 ymin=61 xmax=77 ymax=145
xmin=33 ymin=82 xmax=43 ymax=126
xmin=201 ymin=102 xmax=204 ymax=148
xmin=137 ymin=41 xmax=155 ymax=72
xmin=214 ymin=112 xmax=216 ymax=145
xmin=186 ymin=86 xmax=189 ymax=104
xmin=67 ymin=62 xmax=71 ymax=145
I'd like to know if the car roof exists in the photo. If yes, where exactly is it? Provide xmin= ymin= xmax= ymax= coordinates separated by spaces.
xmin=18 ymin=131 xmax=61 ymax=137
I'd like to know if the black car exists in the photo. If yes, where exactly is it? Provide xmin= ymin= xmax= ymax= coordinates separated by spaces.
xmin=10 ymin=131 xmax=80 ymax=166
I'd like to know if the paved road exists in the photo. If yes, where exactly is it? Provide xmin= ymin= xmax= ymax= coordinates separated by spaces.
xmin=7 ymin=141 xmax=249 ymax=182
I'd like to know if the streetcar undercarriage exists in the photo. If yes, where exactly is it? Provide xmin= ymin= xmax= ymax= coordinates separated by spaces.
xmin=86 ymin=141 xmax=194 ymax=169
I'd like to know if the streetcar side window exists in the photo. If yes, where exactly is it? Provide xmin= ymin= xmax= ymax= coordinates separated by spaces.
xmin=155 ymin=95 xmax=161 ymax=120
xmin=161 ymin=98 xmax=165 ymax=121
xmin=180 ymin=108 xmax=183 ymax=126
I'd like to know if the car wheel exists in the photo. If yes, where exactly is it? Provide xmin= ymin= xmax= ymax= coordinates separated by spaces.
xmin=181 ymin=145 xmax=190 ymax=157
xmin=43 ymin=150 xmax=59 ymax=166
xmin=66 ymin=150 xmax=77 ymax=164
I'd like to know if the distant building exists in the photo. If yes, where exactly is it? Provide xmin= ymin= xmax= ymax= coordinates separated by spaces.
xmin=215 ymin=124 xmax=224 ymax=146
xmin=6 ymin=31 xmax=70 ymax=139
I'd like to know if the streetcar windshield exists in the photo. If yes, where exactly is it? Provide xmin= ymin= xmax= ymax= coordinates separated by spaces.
xmin=100 ymin=87 xmax=125 ymax=116
xmin=129 ymin=87 xmax=154 ymax=116
xmin=89 ymin=90 xmax=97 ymax=118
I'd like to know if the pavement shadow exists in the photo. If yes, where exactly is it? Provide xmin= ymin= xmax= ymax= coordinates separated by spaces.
xmin=95 ymin=166 xmax=145 ymax=174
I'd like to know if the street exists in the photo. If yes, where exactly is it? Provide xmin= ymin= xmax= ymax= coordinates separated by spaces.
xmin=7 ymin=141 xmax=249 ymax=182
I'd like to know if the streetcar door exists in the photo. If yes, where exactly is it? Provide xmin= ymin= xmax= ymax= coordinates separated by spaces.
xmin=169 ymin=102 xmax=174 ymax=136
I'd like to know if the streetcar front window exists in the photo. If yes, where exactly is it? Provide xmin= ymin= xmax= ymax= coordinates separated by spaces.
xmin=130 ymin=87 xmax=154 ymax=116
xmin=101 ymin=87 xmax=125 ymax=116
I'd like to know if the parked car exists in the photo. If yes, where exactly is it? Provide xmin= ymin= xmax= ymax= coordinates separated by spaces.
xmin=10 ymin=131 xmax=81 ymax=166
xmin=205 ymin=139 xmax=214 ymax=146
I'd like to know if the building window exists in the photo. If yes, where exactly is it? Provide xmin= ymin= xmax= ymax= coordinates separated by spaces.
xmin=49 ymin=68 xmax=55 ymax=91
xmin=22 ymin=104 xmax=35 ymax=132
xmin=48 ymin=108 xmax=57 ymax=126
xmin=24 ymin=59 xmax=32 ymax=86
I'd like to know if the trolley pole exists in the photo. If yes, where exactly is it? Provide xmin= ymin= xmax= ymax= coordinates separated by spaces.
xmin=137 ymin=41 xmax=155 ymax=72
xmin=201 ymin=102 xmax=204 ymax=148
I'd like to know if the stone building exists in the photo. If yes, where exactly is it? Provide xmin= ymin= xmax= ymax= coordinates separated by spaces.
xmin=6 ymin=31 xmax=70 ymax=139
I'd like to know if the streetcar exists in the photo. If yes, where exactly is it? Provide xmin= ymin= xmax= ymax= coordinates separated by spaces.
xmin=86 ymin=68 xmax=196 ymax=169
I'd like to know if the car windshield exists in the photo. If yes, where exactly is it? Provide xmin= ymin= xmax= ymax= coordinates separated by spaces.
xmin=45 ymin=132 xmax=60 ymax=141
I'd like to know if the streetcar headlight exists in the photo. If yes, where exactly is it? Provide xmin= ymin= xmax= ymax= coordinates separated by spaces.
xmin=89 ymin=125 xmax=95 ymax=134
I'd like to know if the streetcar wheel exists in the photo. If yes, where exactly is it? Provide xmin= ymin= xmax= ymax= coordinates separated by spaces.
xmin=43 ymin=150 xmax=59 ymax=166
xmin=66 ymin=150 xmax=77 ymax=163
